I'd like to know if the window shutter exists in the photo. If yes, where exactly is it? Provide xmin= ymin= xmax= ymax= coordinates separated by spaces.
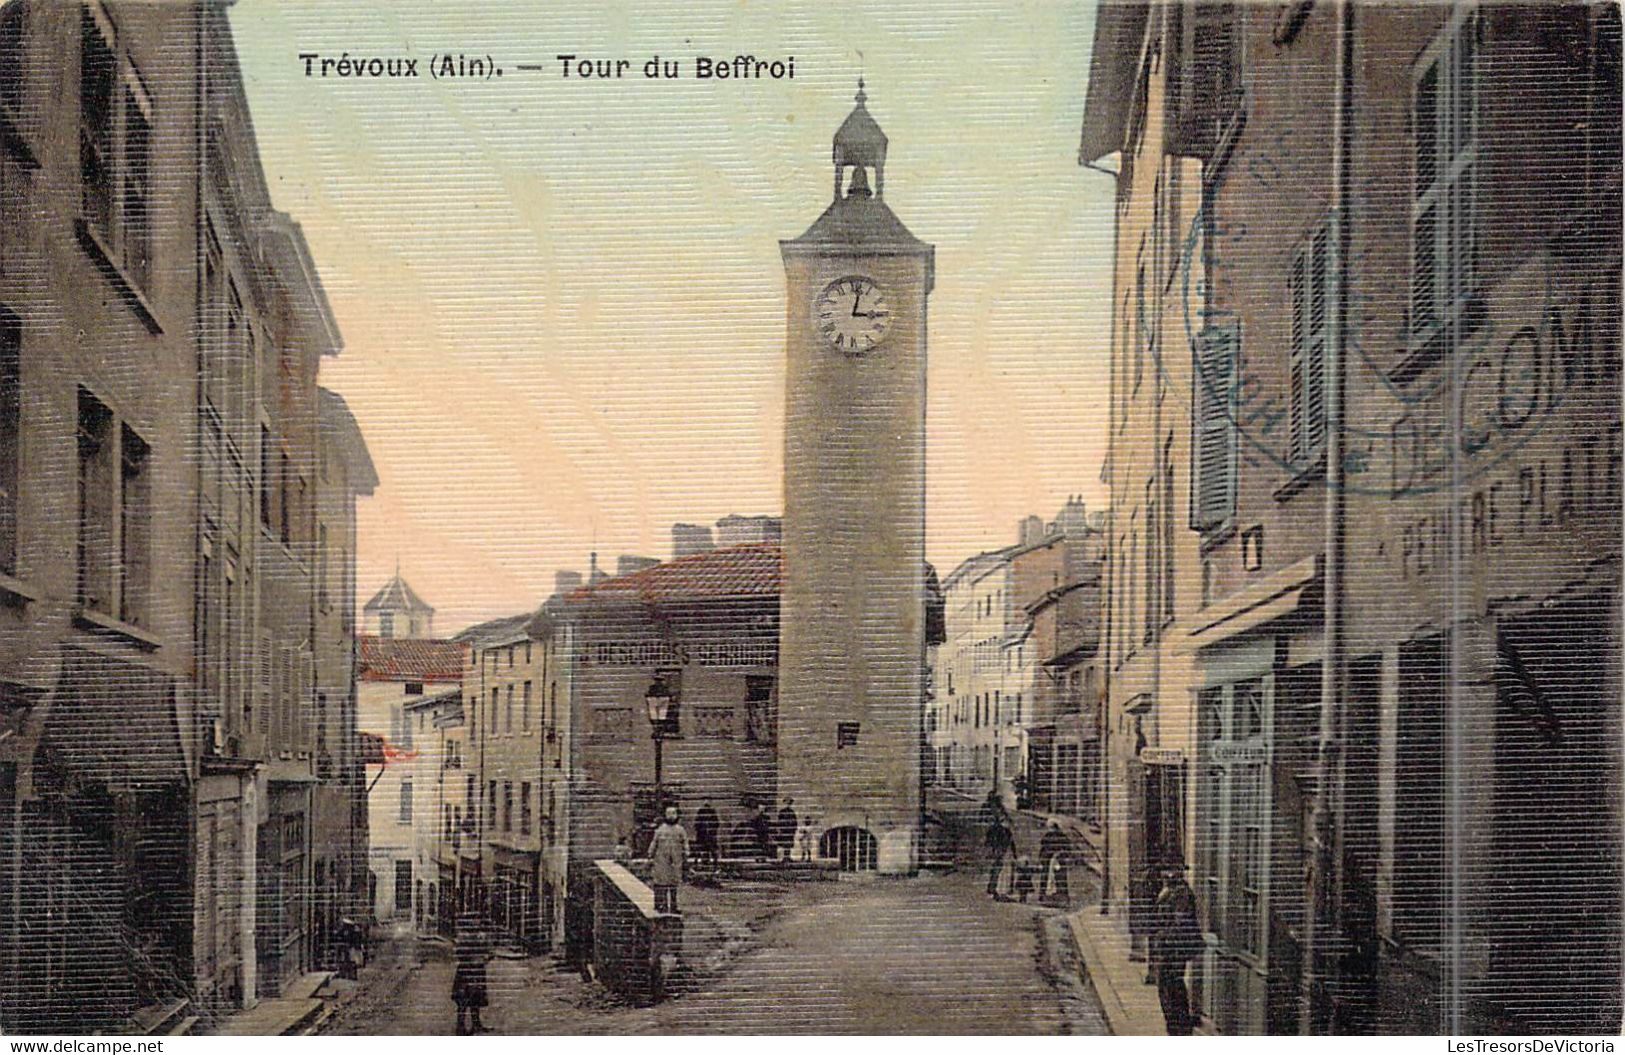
xmin=299 ymin=650 xmax=314 ymax=747
xmin=1305 ymin=225 xmax=1329 ymax=459
xmin=258 ymin=631 xmax=273 ymax=732
xmin=1192 ymin=322 xmax=1238 ymax=530
xmin=1289 ymin=223 xmax=1330 ymax=467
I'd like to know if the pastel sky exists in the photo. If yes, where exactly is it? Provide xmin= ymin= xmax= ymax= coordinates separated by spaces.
xmin=229 ymin=0 xmax=1115 ymax=633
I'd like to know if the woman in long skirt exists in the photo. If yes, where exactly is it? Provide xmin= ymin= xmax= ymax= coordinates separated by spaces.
xmin=452 ymin=911 xmax=492 ymax=1034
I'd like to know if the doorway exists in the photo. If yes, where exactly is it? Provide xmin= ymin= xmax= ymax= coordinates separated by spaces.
xmin=1489 ymin=595 xmax=1621 ymax=1032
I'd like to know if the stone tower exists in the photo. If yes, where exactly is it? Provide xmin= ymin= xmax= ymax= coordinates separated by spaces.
xmin=777 ymin=82 xmax=934 ymax=873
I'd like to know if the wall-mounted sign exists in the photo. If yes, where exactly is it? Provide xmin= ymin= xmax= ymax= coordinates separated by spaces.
xmin=1141 ymin=747 xmax=1185 ymax=766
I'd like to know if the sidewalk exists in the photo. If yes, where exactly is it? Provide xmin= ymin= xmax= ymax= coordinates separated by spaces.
xmin=211 ymin=972 xmax=332 ymax=1036
xmin=1065 ymin=907 xmax=1168 ymax=1036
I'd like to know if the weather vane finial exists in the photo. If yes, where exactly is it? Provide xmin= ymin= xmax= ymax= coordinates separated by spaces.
xmin=856 ymin=77 xmax=867 ymax=105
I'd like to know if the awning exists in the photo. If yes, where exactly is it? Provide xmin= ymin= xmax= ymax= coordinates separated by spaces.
xmin=42 ymin=645 xmax=187 ymax=789
xmin=1179 ymin=554 xmax=1323 ymax=653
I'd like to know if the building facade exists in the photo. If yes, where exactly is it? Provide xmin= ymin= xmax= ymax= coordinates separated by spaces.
xmin=0 ymin=1 xmax=372 ymax=1030
xmin=356 ymin=627 xmax=464 ymax=923
xmin=932 ymin=500 xmax=1107 ymax=820
xmin=560 ymin=544 xmax=781 ymax=875
xmin=1081 ymin=0 xmax=1621 ymax=1034
xmin=456 ymin=612 xmax=558 ymax=951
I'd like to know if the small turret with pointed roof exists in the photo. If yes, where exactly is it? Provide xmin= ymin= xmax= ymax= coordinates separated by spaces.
xmin=363 ymin=568 xmax=435 ymax=639
xmin=832 ymin=78 xmax=889 ymax=200
xmin=785 ymin=80 xmax=928 ymax=254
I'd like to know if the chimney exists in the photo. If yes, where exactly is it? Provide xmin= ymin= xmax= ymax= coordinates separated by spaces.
xmin=715 ymin=514 xmax=783 ymax=547
xmin=617 ymin=555 xmax=659 ymax=576
xmin=1054 ymin=496 xmax=1089 ymax=538
xmin=554 ymin=570 xmax=584 ymax=597
xmin=1018 ymin=515 xmax=1046 ymax=547
xmin=588 ymin=552 xmax=608 ymax=586
xmin=671 ymin=523 xmax=715 ymax=559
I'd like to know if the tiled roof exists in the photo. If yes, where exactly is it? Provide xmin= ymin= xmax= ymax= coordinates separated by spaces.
xmin=363 ymin=573 xmax=433 ymax=614
xmin=566 ymin=543 xmax=780 ymax=605
xmin=358 ymin=635 xmax=464 ymax=682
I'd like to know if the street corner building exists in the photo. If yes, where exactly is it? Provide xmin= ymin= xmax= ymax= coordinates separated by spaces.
xmin=0 ymin=1 xmax=377 ymax=1033
xmin=1079 ymin=0 xmax=1621 ymax=1035
xmin=558 ymin=541 xmax=783 ymax=876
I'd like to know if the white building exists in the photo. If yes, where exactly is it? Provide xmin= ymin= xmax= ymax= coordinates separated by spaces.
xmin=356 ymin=628 xmax=465 ymax=921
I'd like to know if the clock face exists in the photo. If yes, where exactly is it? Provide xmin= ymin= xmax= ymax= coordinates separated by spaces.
xmin=814 ymin=275 xmax=892 ymax=355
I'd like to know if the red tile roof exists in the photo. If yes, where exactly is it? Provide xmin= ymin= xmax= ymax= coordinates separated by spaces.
xmin=358 ymin=635 xmax=465 ymax=682
xmin=567 ymin=543 xmax=781 ymax=605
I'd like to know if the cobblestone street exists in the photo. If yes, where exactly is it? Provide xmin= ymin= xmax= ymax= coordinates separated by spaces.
xmin=322 ymin=871 xmax=1106 ymax=1035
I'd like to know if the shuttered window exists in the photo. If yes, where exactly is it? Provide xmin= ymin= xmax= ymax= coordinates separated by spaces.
xmin=1191 ymin=321 xmax=1239 ymax=530
xmin=1289 ymin=223 xmax=1330 ymax=467
xmin=1411 ymin=8 xmax=1479 ymax=357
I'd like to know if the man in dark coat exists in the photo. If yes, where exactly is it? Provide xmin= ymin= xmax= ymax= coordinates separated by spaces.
xmin=452 ymin=911 xmax=493 ymax=1034
xmin=775 ymin=798 xmax=799 ymax=860
xmin=985 ymin=811 xmax=1014 ymax=898
xmin=694 ymin=801 xmax=721 ymax=867
xmin=1039 ymin=818 xmax=1072 ymax=906
xmin=1152 ymin=866 xmax=1204 ymax=1036
xmin=749 ymin=802 xmax=774 ymax=860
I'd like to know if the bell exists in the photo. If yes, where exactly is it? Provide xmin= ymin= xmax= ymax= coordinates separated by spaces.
xmin=846 ymin=163 xmax=873 ymax=199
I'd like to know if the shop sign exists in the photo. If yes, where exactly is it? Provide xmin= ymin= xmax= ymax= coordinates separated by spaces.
xmin=1210 ymin=741 xmax=1268 ymax=765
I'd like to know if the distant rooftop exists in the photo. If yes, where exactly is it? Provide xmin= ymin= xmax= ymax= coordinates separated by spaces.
xmin=566 ymin=543 xmax=781 ymax=606
xmin=358 ymin=635 xmax=464 ymax=683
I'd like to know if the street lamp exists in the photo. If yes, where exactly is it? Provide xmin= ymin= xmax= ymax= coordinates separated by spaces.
xmin=644 ymin=677 xmax=674 ymax=809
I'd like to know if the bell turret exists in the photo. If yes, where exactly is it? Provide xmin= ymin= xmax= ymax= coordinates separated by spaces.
xmin=832 ymin=79 xmax=888 ymax=201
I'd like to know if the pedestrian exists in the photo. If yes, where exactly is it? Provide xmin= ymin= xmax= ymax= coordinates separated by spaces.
xmin=792 ymin=817 xmax=813 ymax=862
xmin=612 ymin=832 xmax=631 ymax=864
xmin=1039 ymin=818 xmax=1071 ymax=906
xmin=775 ymin=798 xmax=799 ymax=861
xmin=749 ymin=801 xmax=774 ymax=861
xmin=452 ymin=910 xmax=492 ymax=1035
xmin=1152 ymin=865 xmax=1203 ymax=1036
xmin=694 ymin=801 xmax=721 ymax=867
xmin=1012 ymin=854 xmax=1040 ymax=903
xmin=649 ymin=805 xmax=689 ymax=914
xmin=982 ymin=784 xmax=1007 ymax=826
xmin=985 ymin=810 xmax=1014 ymax=899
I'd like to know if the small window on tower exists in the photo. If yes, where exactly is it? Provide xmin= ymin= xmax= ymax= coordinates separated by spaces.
xmin=836 ymin=721 xmax=861 ymax=749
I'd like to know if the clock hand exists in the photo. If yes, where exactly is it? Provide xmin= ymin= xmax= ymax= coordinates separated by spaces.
xmin=852 ymin=289 xmax=862 ymax=317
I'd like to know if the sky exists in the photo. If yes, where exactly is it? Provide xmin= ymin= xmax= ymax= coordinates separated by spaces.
xmin=229 ymin=0 xmax=1116 ymax=634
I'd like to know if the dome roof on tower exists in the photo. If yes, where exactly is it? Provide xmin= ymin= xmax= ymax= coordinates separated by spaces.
xmin=832 ymin=80 xmax=888 ymax=167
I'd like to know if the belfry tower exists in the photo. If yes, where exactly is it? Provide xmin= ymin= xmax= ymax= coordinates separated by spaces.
xmin=776 ymin=82 xmax=934 ymax=873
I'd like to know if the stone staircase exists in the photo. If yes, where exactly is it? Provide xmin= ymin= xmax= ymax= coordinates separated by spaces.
xmin=128 ymin=997 xmax=197 ymax=1037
